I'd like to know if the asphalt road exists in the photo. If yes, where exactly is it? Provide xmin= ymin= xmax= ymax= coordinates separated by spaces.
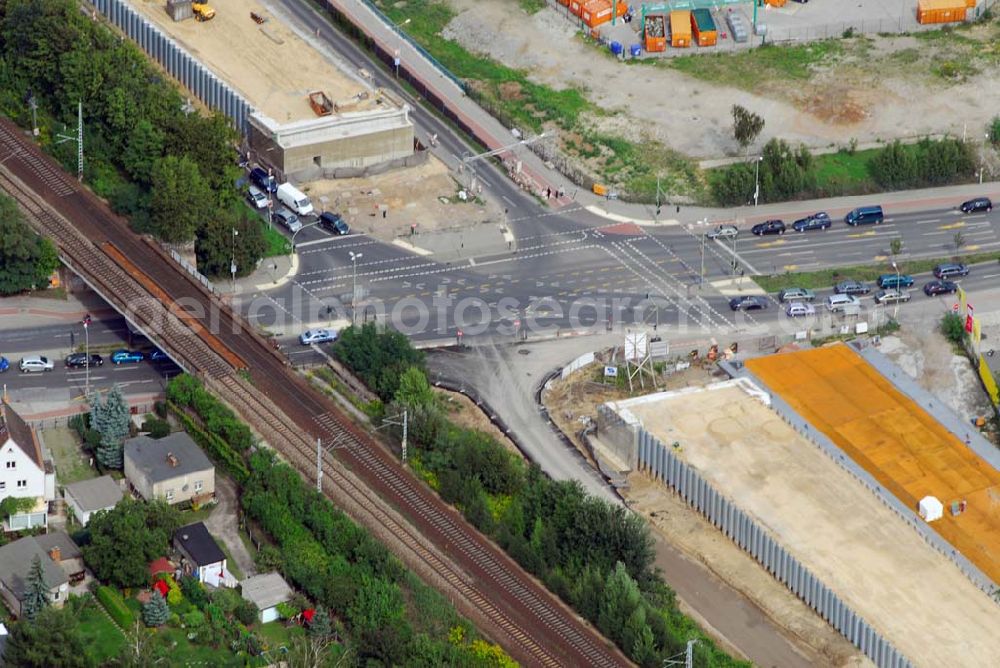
xmin=0 ymin=316 xmax=180 ymax=402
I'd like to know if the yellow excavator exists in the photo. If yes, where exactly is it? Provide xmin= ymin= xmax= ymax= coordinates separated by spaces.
xmin=192 ymin=2 xmax=215 ymax=21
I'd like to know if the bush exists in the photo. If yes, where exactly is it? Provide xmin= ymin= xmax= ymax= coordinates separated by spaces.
xmin=332 ymin=323 xmax=426 ymax=401
xmin=141 ymin=416 xmax=170 ymax=439
xmin=96 ymin=586 xmax=134 ymax=628
xmin=990 ymin=116 xmax=1000 ymax=148
xmin=180 ymin=575 xmax=209 ymax=608
xmin=941 ymin=312 xmax=966 ymax=344
xmin=182 ymin=610 xmax=205 ymax=629
xmin=235 ymin=599 xmax=258 ymax=626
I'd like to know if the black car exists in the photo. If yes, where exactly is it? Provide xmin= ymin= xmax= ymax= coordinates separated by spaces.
xmin=751 ymin=220 xmax=786 ymax=236
xmin=319 ymin=212 xmax=350 ymax=235
xmin=834 ymin=279 xmax=871 ymax=296
xmin=792 ymin=212 xmax=831 ymax=232
xmin=960 ymin=197 xmax=992 ymax=213
xmin=729 ymin=295 xmax=769 ymax=311
xmin=64 ymin=352 xmax=103 ymax=369
xmin=923 ymin=280 xmax=959 ymax=296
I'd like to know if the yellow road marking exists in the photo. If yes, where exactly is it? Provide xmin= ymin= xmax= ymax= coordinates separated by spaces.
xmin=783 ymin=264 xmax=798 ymax=271
xmin=939 ymin=221 xmax=965 ymax=230
xmin=873 ymin=255 xmax=888 ymax=261
xmin=756 ymin=239 xmax=787 ymax=248
xmin=847 ymin=231 xmax=876 ymax=239
xmin=966 ymin=244 xmax=980 ymax=251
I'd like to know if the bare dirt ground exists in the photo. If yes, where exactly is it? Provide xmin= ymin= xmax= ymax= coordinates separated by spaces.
xmin=442 ymin=0 xmax=1000 ymax=159
xmin=433 ymin=387 xmax=522 ymax=455
xmin=541 ymin=360 xmax=866 ymax=666
xmin=133 ymin=0 xmax=378 ymax=122
xmin=879 ymin=330 xmax=995 ymax=426
xmin=631 ymin=384 xmax=1000 ymax=668
xmin=299 ymin=156 xmax=501 ymax=242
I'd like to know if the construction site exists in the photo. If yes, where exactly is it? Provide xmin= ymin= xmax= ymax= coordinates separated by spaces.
xmin=583 ymin=342 xmax=1000 ymax=667
xmin=133 ymin=0 xmax=415 ymax=180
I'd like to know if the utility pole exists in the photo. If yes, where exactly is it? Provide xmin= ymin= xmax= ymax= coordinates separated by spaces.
xmin=55 ymin=102 xmax=84 ymax=181
xmin=27 ymin=93 xmax=38 ymax=137
xmin=82 ymin=314 xmax=91 ymax=398
xmin=316 ymin=433 xmax=350 ymax=493
xmin=752 ymin=155 xmax=763 ymax=208
xmin=685 ymin=639 xmax=697 ymax=668
xmin=378 ymin=410 xmax=409 ymax=464
xmin=349 ymin=251 xmax=363 ymax=324
xmin=230 ymin=228 xmax=239 ymax=293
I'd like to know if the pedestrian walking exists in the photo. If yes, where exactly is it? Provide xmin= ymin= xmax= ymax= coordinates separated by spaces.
xmin=546 ymin=187 xmax=551 ymax=199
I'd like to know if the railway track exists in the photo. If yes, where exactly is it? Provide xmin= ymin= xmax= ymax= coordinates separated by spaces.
xmin=0 ymin=119 xmax=630 ymax=667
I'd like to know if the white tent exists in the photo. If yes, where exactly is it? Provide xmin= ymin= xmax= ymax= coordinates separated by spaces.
xmin=919 ymin=496 xmax=943 ymax=523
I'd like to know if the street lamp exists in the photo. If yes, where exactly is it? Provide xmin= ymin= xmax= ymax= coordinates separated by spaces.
xmin=891 ymin=260 xmax=901 ymax=322
xmin=394 ymin=18 xmax=411 ymax=78
xmin=752 ymin=156 xmax=763 ymax=208
xmin=349 ymin=251 xmax=363 ymax=324
xmin=291 ymin=219 xmax=323 ymax=251
xmin=230 ymin=228 xmax=239 ymax=292
xmin=82 ymin=314 xmax=91 ymax=398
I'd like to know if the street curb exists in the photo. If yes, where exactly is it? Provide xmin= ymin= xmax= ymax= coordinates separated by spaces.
xmin=392 ymin=238 xmax=434 ymax=256
xmin=253 ymin=254 xmax=299 ymax=292
xmin=584 ymin=205 xmax=680 ymax=227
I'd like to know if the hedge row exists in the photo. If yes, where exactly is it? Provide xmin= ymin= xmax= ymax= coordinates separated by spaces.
xmin=96 ymin=586 xmax=134 ymax=629
xmin=166 ymin=375 xmax=253 ymax=452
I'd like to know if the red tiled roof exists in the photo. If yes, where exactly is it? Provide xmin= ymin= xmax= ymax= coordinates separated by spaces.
xmin=0 ymin=401 xmax=43 ymax=469
xmin=149 ymin=557 xmax=173 ymax=577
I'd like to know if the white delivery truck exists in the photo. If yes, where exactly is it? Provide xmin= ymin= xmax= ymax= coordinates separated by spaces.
xmin=276 ymin=182 xmax=314 ymax=216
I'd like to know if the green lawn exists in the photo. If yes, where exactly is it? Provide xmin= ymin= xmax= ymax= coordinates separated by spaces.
xmin=261 ymin=223 xmax=291 ymax=257
xmin=667 ymin=39 xmax=845 ymax=90
xmin=811 ymin=148 xmax=879 ymax=194
xmin=257 ymin=621 xmax=304 ymax=653
xmin=45 ymin=427 xmax=98 ymax=486
xmin=754 ymin=254 xmax=1000 ymax=292
xmin=77 ymin=602 xmax=126 ymax=664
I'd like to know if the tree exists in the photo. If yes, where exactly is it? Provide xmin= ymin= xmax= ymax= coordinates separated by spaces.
xmin=121 ymin=119 xmax=165 ymax=185
xmin=888 ymin=237 xmax=903 ymax=258
xmin=731 ymin=104 xmax=764 ymax=156
xmin=0 ymin=196 xmax=60 ymax=295
xmin=3 ymin=606 xmax=91 ymax=668
xmin=308 ymin=606 xmax=333 ymax=639
xmin=195 ymin=208 xmax=265 ymax=278
xmin=81 ymin=499 xmax=180 ymax=588
xmin=142 ymin=591 xmax=170 ymax=627
xmin=941 ymin=312 xmax=966 ymax=344
xmin=89 ymin=385 xmax=130 ymax=469
xmin=990 ymin=116 xmax=1000 ymax=148
xmin=148 ymin=155 xmax=214 ymax=243
xmin=22 ymin=555 xmax=50 ymax=621
xmin=114 ymin=619 xmax=165 ymax=667
xmin=954 ymin=230 xmax=966 ymax=251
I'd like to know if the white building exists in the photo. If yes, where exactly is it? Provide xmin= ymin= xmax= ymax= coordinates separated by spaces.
xmin=63 ymin=475 xmax=123 ymax=526
xmin=0 ymin=402 xmax=55 ymax=530
xmin=241 ymin=572 xmax=293 ymax=623
xmin=173 ymin=522 xmax=236 ymax=588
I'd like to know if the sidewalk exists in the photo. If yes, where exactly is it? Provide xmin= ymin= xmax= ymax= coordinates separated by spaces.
xmin=223 ymin=253 xmax=298 ymax=296
xmin=0 ymin=291 xmax=117 ymax=331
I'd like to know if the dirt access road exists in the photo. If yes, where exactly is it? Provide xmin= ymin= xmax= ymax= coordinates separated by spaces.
xmin=442 ymin=0 xmax=1000 ymax=159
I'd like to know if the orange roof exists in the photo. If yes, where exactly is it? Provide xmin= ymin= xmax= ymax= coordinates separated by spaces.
xmin=747 ymin=344 xmax=1000 ymax=583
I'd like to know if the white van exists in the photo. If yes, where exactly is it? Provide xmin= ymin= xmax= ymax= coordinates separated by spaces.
xmin=826 ymin=293 xmax=861 ymax=313
xmin=276 ymin=182 xmax=314 ymax=216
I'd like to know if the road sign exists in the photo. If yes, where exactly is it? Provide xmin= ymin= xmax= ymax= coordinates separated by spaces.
xmin=953 ymin=303 xmax=960 ymax=312
xmin=604 ymin=366 xmax=618 ymax=377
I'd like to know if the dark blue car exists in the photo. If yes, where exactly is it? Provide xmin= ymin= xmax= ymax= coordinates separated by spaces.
xmin=111 ymin=349 xmax=144 ymax=365
xmin=249 ymin=167 xmax=277 ymax=195
xmin=149 ymin=349 xmax=170 ymax=363
xmin=792 ymin=212 xmax=831 ymax=232
xmin=0 ymin=356 xmax=8 ymax=373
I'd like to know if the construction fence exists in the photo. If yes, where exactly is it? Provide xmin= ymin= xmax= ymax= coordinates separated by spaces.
xmin=88 ymin=0 xmax=252 ymax=131
xmin=636 ymin=424 xmax=913 ymax=668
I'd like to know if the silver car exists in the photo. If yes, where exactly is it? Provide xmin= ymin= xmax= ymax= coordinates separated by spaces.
xmin=273 ymin=208 xmax=302 ymax=233
xmin=706 ymin=224 xmax=738 ymax=240
xmin=785 ymin=302 xmax=816 ymax=318
xmin=778 ymin=287 xmax=816 ymax=303
xmin=874 ymin=289 xmax=911 ymax=304
xmin=19 ymin=356 xmax=54 ymax=373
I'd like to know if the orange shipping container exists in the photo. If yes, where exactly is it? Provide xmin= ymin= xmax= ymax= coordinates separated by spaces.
xmin=691 ymin=8 xmax=717 ymax=47
xmin=557 ymin=0 xmax=569 ymax=5
xmin=581 ymin=0 xmax=612 ymax=28
xmin=670 ymin=10 xmax=691 ymax=48
xmin=965 ymin=0 xmax=976 ymax=7
xmin=569 ymin=0 xmax=584 ymax=16
xmin=917 ymin=0 xmax=967 ymax=23
xmin=645 ymin=14 xmax=667 ymax=53
xmin=611 ymin=0 xmax=628 ymax=17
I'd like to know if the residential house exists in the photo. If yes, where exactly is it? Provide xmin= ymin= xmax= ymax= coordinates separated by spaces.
xmin=0 ymin=401 xmax=55 ymax=530
xmin=173 ymin=522 xmax=235 ymax=588
xmin=0 ymin=532 xmax=83 ymax=617
xmin=124 ymin=432 xmax=215 ymax=506
xmin=63 ymin=475 xmax=123 ymax=526
xmin=240 ymin=573 xmax=293 ymax=623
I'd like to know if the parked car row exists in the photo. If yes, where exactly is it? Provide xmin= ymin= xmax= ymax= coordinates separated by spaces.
xmin=709 ymin=197 xmax=991 ymax=240
xmin=245 ymin=166 xmax=350 ymax=238
xmin=6 ymin=349 xmax=174 ymax=374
